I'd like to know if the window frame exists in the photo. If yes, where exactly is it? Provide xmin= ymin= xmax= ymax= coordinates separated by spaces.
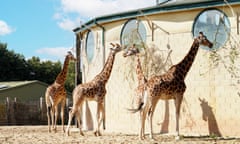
xmin=120 ymin=18 xmax=147 ymax=49
xmin=192 ymin=8 xmax=231 ymax=50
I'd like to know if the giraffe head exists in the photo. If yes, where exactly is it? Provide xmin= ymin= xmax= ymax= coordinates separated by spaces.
xmin=122 ymin=44 xmax=140 ymax=57
xmin=66 ymin=51 xmax=77 ymax=61
xmin=110 ymin=43 xmax=122 ymax=54
xmin=195 ymin=32 xmax=213 ymax=48
xmin=199 ymin=98 xmax=211 ymax=121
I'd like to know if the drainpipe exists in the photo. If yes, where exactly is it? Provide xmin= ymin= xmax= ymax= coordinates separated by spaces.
xmin=76 ymin=31 xmax=94 ymax=131
xmin=75 ymin=32 xmax=82 ymax=85
xmin=73 ymin=32 xmax=82 ymax=128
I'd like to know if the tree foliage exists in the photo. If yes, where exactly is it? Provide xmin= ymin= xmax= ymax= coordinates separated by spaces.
xmin=0 ymin=42 xmax=76 ymax=92
xmin=0 ymin=43 xmax=29 ymax=81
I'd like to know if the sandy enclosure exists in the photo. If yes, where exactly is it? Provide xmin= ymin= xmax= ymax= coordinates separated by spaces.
xmin=0 ymin=126 xmax=239 ymax=144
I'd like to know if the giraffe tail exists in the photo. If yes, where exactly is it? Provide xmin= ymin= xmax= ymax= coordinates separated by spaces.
xmin=127 ymin=102 xmax=144 ymax=113
xmin=127 ymin=90 xmax=148 ymax=113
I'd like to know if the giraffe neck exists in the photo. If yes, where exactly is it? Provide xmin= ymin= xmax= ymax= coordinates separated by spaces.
xmin=55 ymin=57 xmax=70 ymax=85
xmin=176 ymin=39 xmax=200 ymax=79
xmin=136 ymin=55 xmax=147 ymax=85
xmin=97 ymin=51 xmax=116 ymax=82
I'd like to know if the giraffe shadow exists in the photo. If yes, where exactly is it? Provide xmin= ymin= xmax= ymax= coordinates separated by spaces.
xmin=199 ymin=98 xmax=222 ymax=137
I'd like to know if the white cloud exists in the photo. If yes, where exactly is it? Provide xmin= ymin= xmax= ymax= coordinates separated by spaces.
xmin=60 ymin=0 xmax=155 ymax=18
xmin=55 ymin=0 xmax=155 ymax=31
xmin=0 ymin=20 xmax=14 ymax=36
xmin=57 ymin=18 xmax=76 ymax=31
xmin=36 ymin=47 xmax=74 ymax=59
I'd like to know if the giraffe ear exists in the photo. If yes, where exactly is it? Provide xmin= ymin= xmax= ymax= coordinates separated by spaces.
xmin=110 ymin=43 xmax=115 ymax=47
xmin=115 ymin=43 xmax=120 ymax=48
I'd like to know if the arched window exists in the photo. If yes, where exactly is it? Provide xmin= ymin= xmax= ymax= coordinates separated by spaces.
xmin=192 ymin=9 xmax=231 ymax=50
xmin=121 ymin=19 xmax=147 ymax=49
xmin=86 ymin=31 xmax=95 ymax=62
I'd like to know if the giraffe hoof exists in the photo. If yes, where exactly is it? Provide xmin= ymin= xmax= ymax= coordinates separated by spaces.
xmin=175 ymin=135 xmax=180 ymax=140
xmin=139 ymin=136 xmax=145 ymax=140
xmin=79 ymin=131 xmax=84 ymax=136
xmin=66 ymin=131 xmax=70 ymax=136
xmin=94 ymin=131 xmax=101 ymax=136
xmin=149 ymin=136 xmax=154 ymax=140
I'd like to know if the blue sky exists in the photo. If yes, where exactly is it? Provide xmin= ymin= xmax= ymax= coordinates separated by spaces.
xmin=0 ymin=0 xmax=155 ymax=62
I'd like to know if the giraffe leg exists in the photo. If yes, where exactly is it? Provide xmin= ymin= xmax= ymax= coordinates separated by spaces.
xmin=148 ymin=100 xmax=158 ymax=140
xmin=47 ymin=105 xmax=52 ymax=133
xmin=66 ymin=101 xmax=84 ymax=136
xmin=54 ymin=106 xmax=59 ymax=132
xmin=139 ymin=106 xmax=147 ymax=140
xmin=102 ymin=102 xmax=106 ymax=130
xmin=174 ymin=95 xmax=183 ymax=140
xmin=139 ymin=92 xmax=149 ymax=140
xmin=139 ymin=111 xmax=143 ymax=140
xmin=66 ymin=107 xmax=76 ymax=136
xmin=51 ymin=105 xmax=55 ymax=131
xmin=61 ymin=98 xmax=66 ymax=133
xmin=94 ymin=102 xmax=103 ymax=136
xmin=76 ymin=107 xmax=84 ymax=136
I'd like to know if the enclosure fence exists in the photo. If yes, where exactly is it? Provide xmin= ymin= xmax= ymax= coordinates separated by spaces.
xmin=0 ymin=97 xmax=72 ymax=125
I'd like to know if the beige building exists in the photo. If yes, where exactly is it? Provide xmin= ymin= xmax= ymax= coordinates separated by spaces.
xmin=73 ymin=0 xmax=240 ymax=137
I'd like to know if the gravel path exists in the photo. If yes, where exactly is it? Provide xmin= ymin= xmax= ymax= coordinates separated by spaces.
xmin=0 ymin=126 xmax=239 ymax=144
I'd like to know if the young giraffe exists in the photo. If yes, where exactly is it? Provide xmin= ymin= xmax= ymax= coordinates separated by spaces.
xmin=124 ymin=45 xmax=173 ymax=113
xmin=123 ymin=44 xmax=147 ymax=112
xmin=45 ymin=51 xmax=76 ymax=132
xmin=123 ymin=32 xmax=213 ymax=140
xmin=66 ymin=43 xmax=122 ymax=136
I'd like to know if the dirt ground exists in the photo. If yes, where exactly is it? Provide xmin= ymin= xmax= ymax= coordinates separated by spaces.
xmin=0 ymin=126 xmax=239 ymax=144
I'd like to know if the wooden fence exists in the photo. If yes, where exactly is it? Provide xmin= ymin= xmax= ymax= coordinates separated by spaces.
xmin=0 ymin=97 xmax=71 ymax=125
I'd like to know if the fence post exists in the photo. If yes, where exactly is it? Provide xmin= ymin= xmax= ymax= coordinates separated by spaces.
xmin=39 ymin=97 xmax=43 ymax=123
xmin=40 ymin=97 xmax=43 ymax=111
xmin=6 ymin=97 xmax=9 ymax=125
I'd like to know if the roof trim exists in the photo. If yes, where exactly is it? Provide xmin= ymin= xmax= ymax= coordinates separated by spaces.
xmin=0 ymin=80 xmax=48 ymax=92
xmin=73 ymin=0 xmax=240 ymax=33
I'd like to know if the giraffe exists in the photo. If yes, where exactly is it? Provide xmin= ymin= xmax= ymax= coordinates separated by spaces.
xmin=66 ymin=43 xmax=122 ymax=136
xmin=123 ymin=32 xmax=213 ymax=140
xmin=123 ymin=44 xmax=173 ymax=112
xmin=123 ymin=44 xmax=147 ymax=112
xmin=45 ymin=51 xmax=76 ymax=133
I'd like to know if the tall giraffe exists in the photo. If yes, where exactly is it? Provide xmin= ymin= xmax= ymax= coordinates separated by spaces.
xmin=45 ymin=51 xmax=76 ymax=132
xmin=123 ymin=32 xmax=213 ymax=140
xmin=66 ymin=43 xmax=122 ymax=136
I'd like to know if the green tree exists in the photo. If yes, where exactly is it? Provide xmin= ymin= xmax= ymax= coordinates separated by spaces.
xmin=0 ymin=42 xmax=77 ymax=93
xmin=0 ymin=43 xmax=30 ymax=81
xmin=65 ymin=61 xmax=76 ymax=93
xmin=27 ymin=57 xmax=61 ymax=84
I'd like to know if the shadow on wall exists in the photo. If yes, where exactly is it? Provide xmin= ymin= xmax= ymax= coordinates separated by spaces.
xmin=199 ymin=98 xmax=222 ymax=137
xmin=159 ymin=100 xmax=169 ymax=134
